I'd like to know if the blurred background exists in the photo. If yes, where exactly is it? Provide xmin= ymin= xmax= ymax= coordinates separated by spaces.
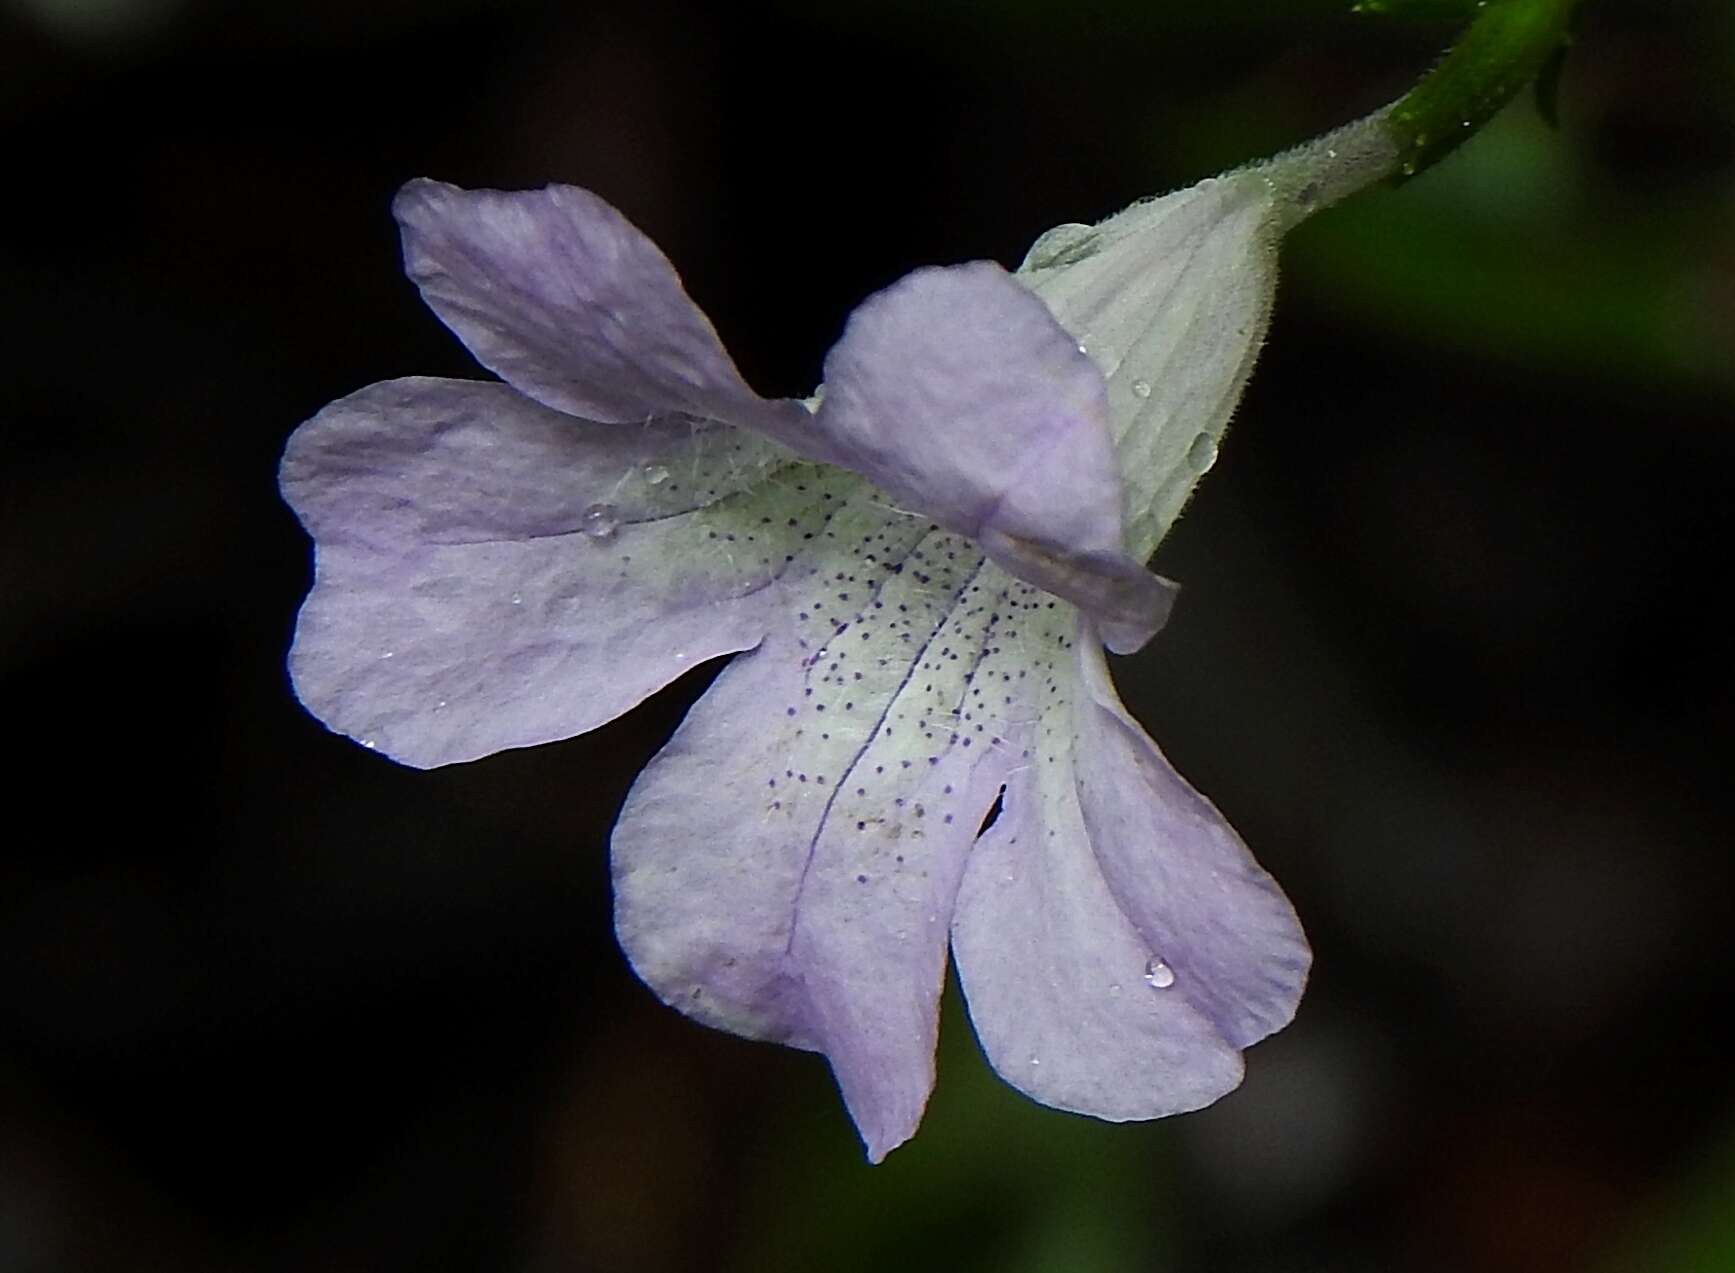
xmin=2 ymin=1 xmax=1732 ymax=1270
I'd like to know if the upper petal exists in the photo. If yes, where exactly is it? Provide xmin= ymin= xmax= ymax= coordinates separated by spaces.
xmin=952 ymin=615 xmax=1308 ymax=1118
xmin=281 ymin=377 xmax=812 ymax=767
xmin=394 ymin=179 xmax=814 ymax=444
xmin=815 ymin=262 xmax=1172 ymax=652
xmin=395 ymin=182 xmax=1172 ymax=648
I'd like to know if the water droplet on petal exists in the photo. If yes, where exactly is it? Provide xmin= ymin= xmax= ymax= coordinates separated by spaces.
xmin=642 ymin=463 xmax=670 ymax=486
xmin=510 ymin=593 xmax=523 ymax=605
xmin=1144 ymin=957 xmax=1176 ymax=989
xmin=1130 ymin=379 xmax=1152 ymax=399
xmin=1029 ymin=1055 xmax=1041 ymax=1066
xmin=581 ymin=503 xmax=620 ymax=540
xmin=379 ymin=650 xmax=394 ymax=659
xmin=1023 ymin=222 xmax=1100 ymax=271
xmin=1186 ymin=432 xmax=1219 ymax=474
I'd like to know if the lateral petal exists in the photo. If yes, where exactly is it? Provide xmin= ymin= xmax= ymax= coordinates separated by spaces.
xmin=281 ymin=377 xmax=809 ymax=767
xmin=952 ymin=616 xmax=1308 ymax=1118
xmin=1073 ymin=632 xmax=1311 ymax=1049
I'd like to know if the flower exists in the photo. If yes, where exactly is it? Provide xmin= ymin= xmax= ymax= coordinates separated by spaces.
xmin=281 ymin=114 xmax=1396 ymax=1161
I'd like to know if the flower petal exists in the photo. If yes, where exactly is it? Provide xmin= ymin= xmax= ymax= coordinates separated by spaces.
xmin=281 ymin=377 xmax=817 ymax=767
xmin=1073 ymin=633 xmax=1311 ymax=1046
xmin=1019 ymin=175 xmax=1280 ymax=561
xmin=393 ymin=179 xmax=814 ymax=444
xmin=816 ymin=262 xmax=1171 ymax=652
xmin=612 ymin=540 xmax=1075 ymax=1160
xmin=952 ymin=619 xmax=1308 ymax=1119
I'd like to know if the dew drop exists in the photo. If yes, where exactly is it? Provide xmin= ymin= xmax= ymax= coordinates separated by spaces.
xmin=581 ymin=503 xmax=620 ymax=540
xmin=1130 ymin=379 xmax=1152 ymax=400
xmin=1023 ymin=222 xmax=1100 ymax=271
xmin=510 ymin=593 xmax=523 ymax=606
xmin=1186 ymin=432 xmax=1219 ymax=474
xmin=379 ymin=650 xmax=394 ymax=659
xmin=1143 ymin=957 xmax=1176 ymax=989
xmin=642 ymin=463 xmax=670 ymax=486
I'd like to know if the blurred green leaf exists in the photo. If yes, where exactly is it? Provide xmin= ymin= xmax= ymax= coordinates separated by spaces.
xmin=1532 ymin=38 xmax=1569 ymax=127
xmin=729 ymin=978 xmax=1176 ymax=1273
xmin=1596 ymin=1119 xmax=1735 ymax=1273
xmin=1289 ymin=104 xmax=1735 ymax=397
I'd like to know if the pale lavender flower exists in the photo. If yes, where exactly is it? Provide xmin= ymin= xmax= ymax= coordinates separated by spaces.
xmin=281 ymin=115 xmax=1395 ymax=1160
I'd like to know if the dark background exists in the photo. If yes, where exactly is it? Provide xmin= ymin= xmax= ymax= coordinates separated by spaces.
xmin=3 ymin=1 xmax=1732 ymax=1270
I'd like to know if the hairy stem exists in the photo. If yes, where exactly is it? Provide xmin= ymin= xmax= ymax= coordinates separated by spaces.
xmin=1386 ymin=0 xmax=1583 ymax=179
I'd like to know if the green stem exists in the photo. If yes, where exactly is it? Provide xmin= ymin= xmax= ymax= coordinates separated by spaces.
xmin=1386 ymin=0 xmax=1581 ymax=179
